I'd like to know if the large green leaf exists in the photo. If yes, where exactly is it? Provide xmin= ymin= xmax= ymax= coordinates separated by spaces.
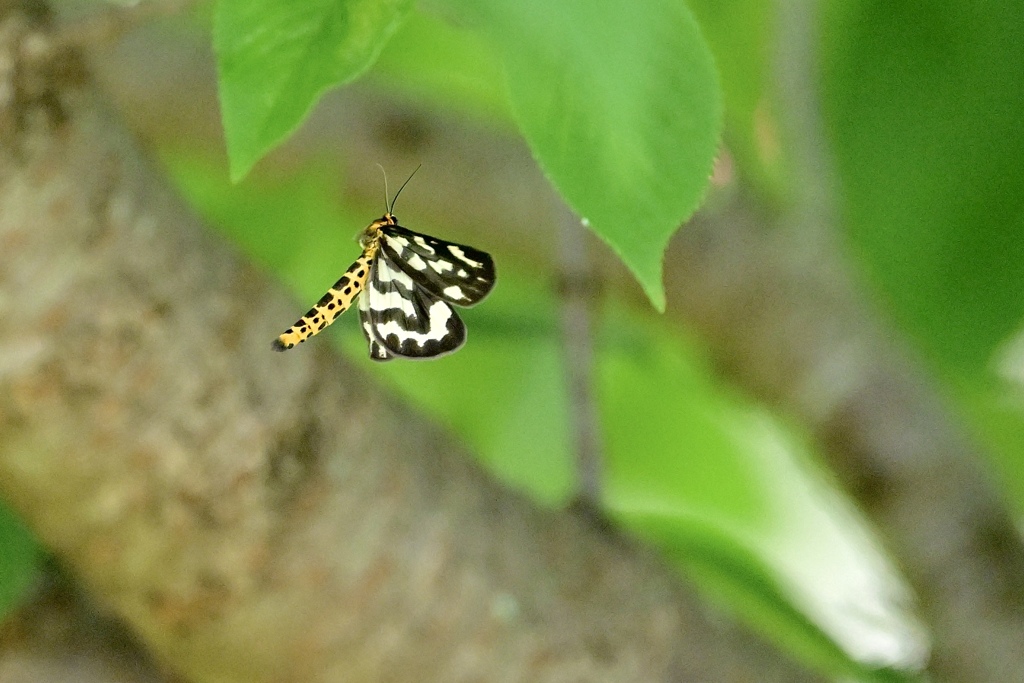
xmin=215 ymin=0 xmax=413 ymax=181
xmin=823 ymin=0 xmax=1024 ymax=515
xmin=437 ymin=0 xmax=722 ymax=310
xmin=823 ymin=0 xmax=1024 ymax=373
xmin=597 ymin=311 xmax=927 ymax=677
xmin=368 ymin=10 xmax=513 ymax=125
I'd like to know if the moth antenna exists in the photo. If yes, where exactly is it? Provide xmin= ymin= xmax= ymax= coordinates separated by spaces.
xmin=389 ymin=164 xmax=422 ymax=214
xmin=376 ymin=163 xmax=389 ymax=215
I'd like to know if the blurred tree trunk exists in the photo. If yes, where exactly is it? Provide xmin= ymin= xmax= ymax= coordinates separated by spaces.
xmin=0 ymin=2 xmax=821 ymax=682
xmin=0 ymin=566 xmax=172 ymax=683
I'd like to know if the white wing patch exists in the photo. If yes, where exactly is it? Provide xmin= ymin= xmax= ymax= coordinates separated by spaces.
xmin=405 ymin=253 xmax=429 ymax=271
xmin=371 ymin=259 xmax=417 ymax=316
xmin=449 ymin=245 xmax=484 ymax=268
xmin=387 ymin=234 xmax=411 ymax=249
xmin=376 ymin=259 xmax=415 ymax=285
xmin=374 ymin=300 xmax=455 ymax=345
xmin=358 ymin=287 xmax=393 ymax=361
xmin=428 ymin=259 xmax=454 ymax=274
xmin=443 ymin=285 xmax=467 ymax=301
xmin=413 ymin=235 xmax=436 ymax=254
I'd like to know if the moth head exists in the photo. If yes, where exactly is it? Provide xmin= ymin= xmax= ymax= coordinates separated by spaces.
xmin=359 ymin=213 xmax=397 ymax=248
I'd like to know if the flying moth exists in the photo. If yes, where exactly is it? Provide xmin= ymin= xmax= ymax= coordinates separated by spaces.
xmin=272 ymin=170 xmax=496 ymax=361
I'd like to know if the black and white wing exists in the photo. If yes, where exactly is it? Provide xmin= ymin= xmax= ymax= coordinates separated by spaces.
xmin=378 ymin=223 xmax=496 ymax=306
xmin=359 ymin=251 xmax=466 ymax=361
xmin=358 ymin=289 xmax=393 ymax=362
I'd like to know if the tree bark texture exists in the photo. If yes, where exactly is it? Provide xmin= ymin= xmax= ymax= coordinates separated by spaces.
xmin=0 ymin=567 xmax=172 ymax=683
xmin=0 ymin=4 xmax=820 ymax=682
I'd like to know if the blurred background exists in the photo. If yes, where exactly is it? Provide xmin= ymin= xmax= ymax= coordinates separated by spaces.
xmin=1 ymin=1 xmax=1023 ymax=681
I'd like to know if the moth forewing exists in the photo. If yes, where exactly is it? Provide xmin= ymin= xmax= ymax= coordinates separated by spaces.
xmin=378 ymin=224 xmax=496 ymax=307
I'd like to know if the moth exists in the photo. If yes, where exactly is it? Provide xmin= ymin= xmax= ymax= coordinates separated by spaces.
xmin=272 ymin=172 xmax=496 ymax=361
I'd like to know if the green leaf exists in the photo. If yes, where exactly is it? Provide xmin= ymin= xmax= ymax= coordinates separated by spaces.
xmin=822 ymin=1 xmax=1024 ymax=520
xmin=628 ymin=513 xmax=920 ymax=683
xmin=597 ymin=311 xmax=928 ymax=676
xmin=369 ymin=10 xmax=514 ymax=125
xmin=215 ymin=0 xmax=413 ymax=181
xmin=0 ymin=503 xmax=40 ymax=617
xmin=686 ymin=0 xmax=791 ymax=203
xmin=823 ymin=0 xmax=1024 ymax=373
xmin=437 ymin=0 xmax=723 ymax=310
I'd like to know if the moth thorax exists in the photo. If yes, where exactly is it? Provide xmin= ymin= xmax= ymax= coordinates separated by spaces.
xmin=359 ymin=214 xmax=396 ymax=249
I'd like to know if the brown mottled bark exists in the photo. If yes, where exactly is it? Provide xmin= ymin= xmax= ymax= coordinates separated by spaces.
xmin=0 ymin=566 xmax=172 ymax=683
xmin=0 ymin=3 xmax=820 ymax=682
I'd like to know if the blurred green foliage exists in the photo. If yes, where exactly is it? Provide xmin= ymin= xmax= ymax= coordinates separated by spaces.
xmin=214 ymin=0 xmax=723 ymax=309
xmin=824 ymin=0 xmax=1024 ymax=372
xmin=215 ymin=0 xmax=414 ymax=180
xmin=822 ymin=0 xmax=1024 ymax=511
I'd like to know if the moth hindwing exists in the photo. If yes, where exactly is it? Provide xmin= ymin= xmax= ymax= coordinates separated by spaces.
xmin=273 ymin=212 xmax=495 ymax=360
xmin=360 ymin=248 xmax=467 ymax=361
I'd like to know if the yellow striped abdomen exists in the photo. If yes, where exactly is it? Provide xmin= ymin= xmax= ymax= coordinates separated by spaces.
xmin=272 ymin=247 xmax=376 ymax=351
